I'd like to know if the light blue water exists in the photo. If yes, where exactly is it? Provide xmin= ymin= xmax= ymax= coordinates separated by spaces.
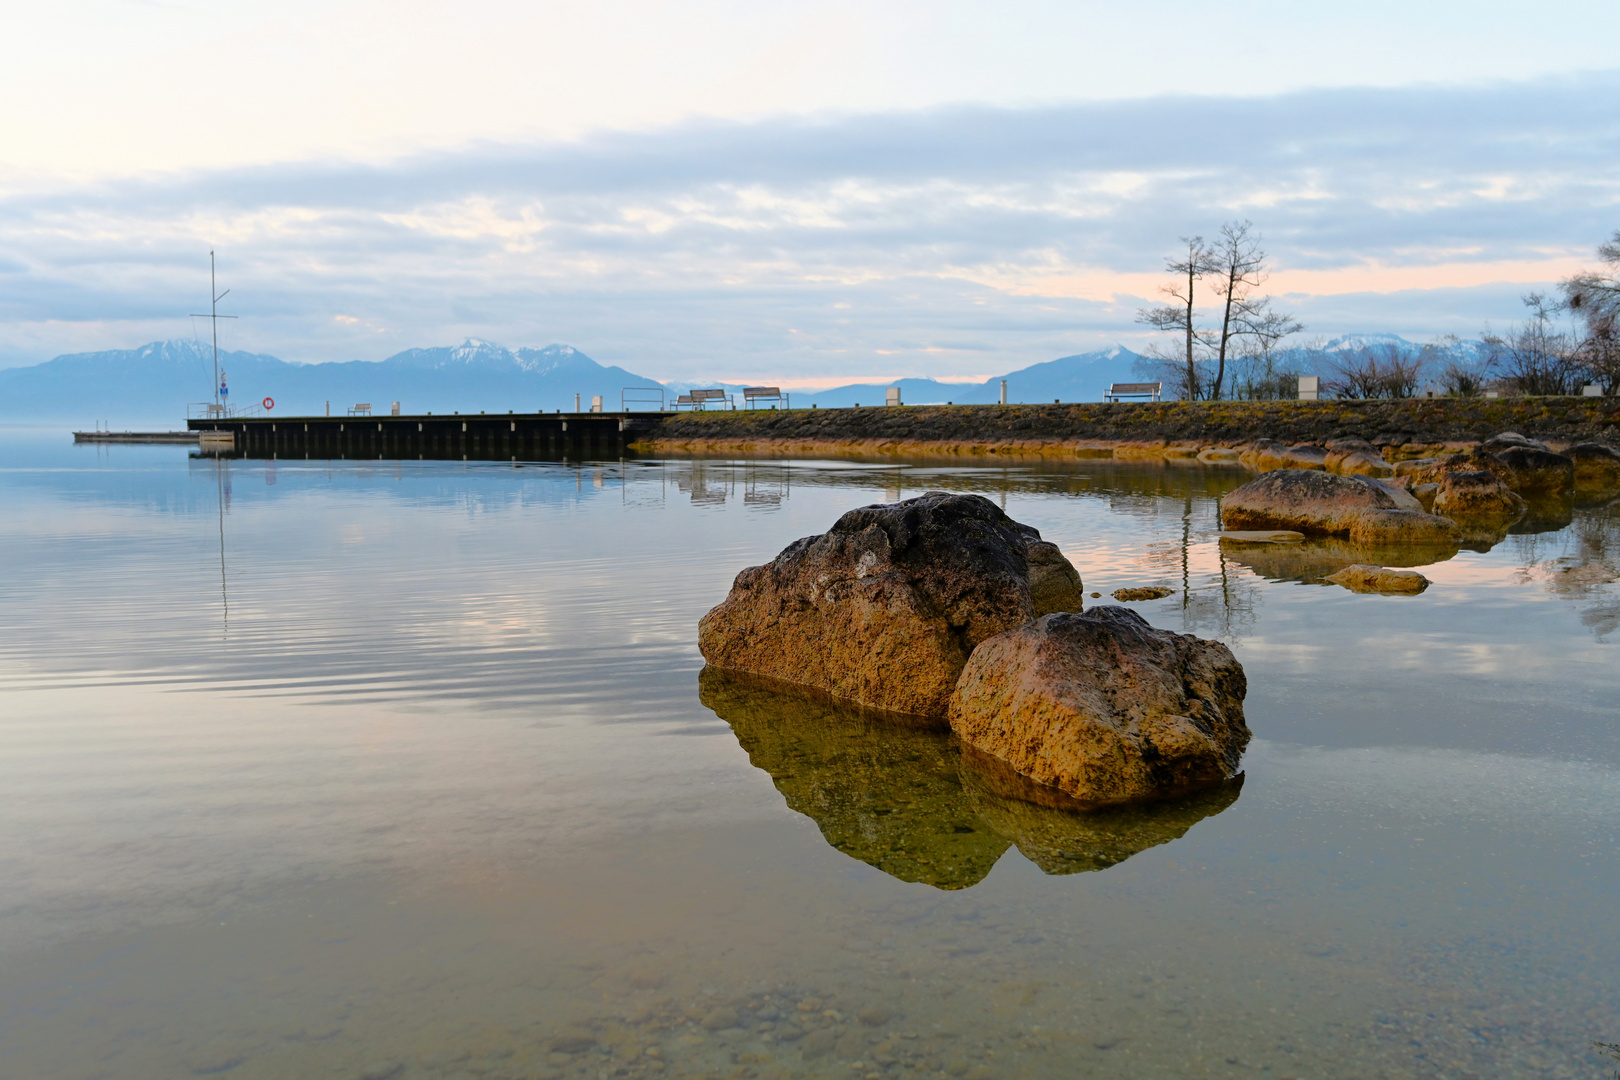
xmin=1 ymin=431 xmax=1617 ymax=1080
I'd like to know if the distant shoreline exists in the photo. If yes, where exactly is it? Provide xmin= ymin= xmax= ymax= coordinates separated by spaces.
xmin=634 ymin=397 xmax=1620 ymax=460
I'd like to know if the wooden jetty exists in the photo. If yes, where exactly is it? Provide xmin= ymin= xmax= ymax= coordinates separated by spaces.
xmin=186 ymin=411 xmax=668 ymax=459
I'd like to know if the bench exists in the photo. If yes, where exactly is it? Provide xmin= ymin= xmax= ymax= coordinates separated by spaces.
xmin=347 ymin=403 xmax=372 ymax=416
xmin=1104 ymin=382 xmax=1162 ymax=403
xmin=744 ymin=386 xmax=783 ymax=409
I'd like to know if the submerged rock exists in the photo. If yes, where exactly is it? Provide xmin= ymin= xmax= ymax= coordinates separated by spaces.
xmin=1220 ymin=469 xmax=1461 ymax=545
xmin=1324 ymin=564 xmax=1431 ymax=595
xmin=698 ymin=491 xmax=1085 ymax=718
xmin=948 ymin=608 xmax=1249 ymax=807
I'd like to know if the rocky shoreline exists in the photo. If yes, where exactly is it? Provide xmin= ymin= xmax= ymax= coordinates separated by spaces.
xmin=636 ymin=397 xmax=1620 ymax=459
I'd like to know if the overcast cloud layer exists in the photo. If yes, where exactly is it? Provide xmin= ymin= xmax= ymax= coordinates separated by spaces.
xmin=3 ymin=74 xmax=1618 ymax=382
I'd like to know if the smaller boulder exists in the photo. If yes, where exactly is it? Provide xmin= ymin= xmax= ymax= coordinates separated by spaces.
xmin=1282 ymin=444 xmax=1328 ymax=470
xmin=1478 ymin=431 xmax=1548 ymax=454
xmin=1198 ymin=447 xmax=1242 ymax=464
xmin=948 ymin=608 xmax=1249 ymax=807
xmin=1393 ymin=456 xmax=1444 ymax=477
xmin=1432 ymin=469 xmax=1525 ymax=524
xmin=1568 ymin=443 xmax=1620 ymax=495
xmin=1325 ymin=438 xmax=1393 ymax=477
xmin=1325 ymin=564 xmax=1430 ymax=595
xmin=1240 ymin=438 xmax=1290 ymax=472
xmin=1334 ymin=451 xmax=1395 ymax=478
xmin=1493 ymin=446 xmax=1575 ymax=494
xmin=1221 ymin=469 xmax=1460 ymax=544
xmin=1410 ymin=482 xmax=1440 ymax=513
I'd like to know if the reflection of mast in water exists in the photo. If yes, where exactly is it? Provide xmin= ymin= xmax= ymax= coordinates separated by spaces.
xmin=215 ymin=455 xmax=230 ymax=631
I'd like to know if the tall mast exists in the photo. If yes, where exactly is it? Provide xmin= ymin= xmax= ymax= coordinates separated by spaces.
xmin=191 ymin=251 xmax=235 ymax=411
xmin=211 ymin=252 xmax=219 ymax=406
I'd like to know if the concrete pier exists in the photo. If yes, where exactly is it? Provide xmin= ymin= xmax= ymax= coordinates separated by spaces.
xmin=187 ymin=411 xmax=666 ymax=460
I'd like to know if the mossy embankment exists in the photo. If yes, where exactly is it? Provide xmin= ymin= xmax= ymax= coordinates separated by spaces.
xmin=634 ymin=397 xmax=1620 ymax=459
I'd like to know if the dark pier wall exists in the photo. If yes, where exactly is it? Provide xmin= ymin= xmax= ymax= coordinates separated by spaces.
xmin=188 ymin=412 xmax=666 ymax=460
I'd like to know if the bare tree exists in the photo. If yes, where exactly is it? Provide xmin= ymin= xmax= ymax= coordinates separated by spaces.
xmin=1427 ymin=335 xmax=1488 ymax=397
xmin=1323 ymin=343 xmax=1425 ymax=399
xmin=1559 ymin=230 xmax=1620 ymax=393
xmin=1207 ymin=221 xmax=1296 ymax=400
xmin=1484 ymin=293 xmax=1581 ymax=396
xmin=1136 ymin=237 xmax=1217 ymax=400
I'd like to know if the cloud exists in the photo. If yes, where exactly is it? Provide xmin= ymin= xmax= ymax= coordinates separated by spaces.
xmin=2 ymin=74 xmax=1617 ymax=377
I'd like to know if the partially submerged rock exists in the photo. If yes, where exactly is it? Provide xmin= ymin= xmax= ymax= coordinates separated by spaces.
xmin=698 ymin=492 xmax=1085 ymax=718
xmin=1431 ymin=469 xmax=1525 ymax=525
xmin=1494 ymin=446 xmax=1575 ymax=494
xmin=1568 ymin=443 xmax=1620 ymax=497
xmin=1220 ymin=469 xmax=1461 ymax=545
xmin=1197 ymin=447 xmax=1242 ymax=464
xmin=1111 ymin=586 xmax=1174 ymax=601
xmin=1218 ymin=530 xmax=1306 ymax=544
xmin=948 ymin=608 xmax=1250 ymax=807
xmin=1324 ymin=564 xmax=1430 ymax=595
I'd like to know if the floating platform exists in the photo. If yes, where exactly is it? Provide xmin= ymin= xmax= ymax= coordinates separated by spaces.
xmin=74 ymin=430 xmax=200 ymax=444
xmin=187 ymin=411 xmax=667 ymax=460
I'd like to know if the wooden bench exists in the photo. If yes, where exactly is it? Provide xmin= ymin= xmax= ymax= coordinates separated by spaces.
xmin=347 ymin=403 xmax=372 ymax=416
xmin=1104 ymin=382 xmax=1162 ymax=403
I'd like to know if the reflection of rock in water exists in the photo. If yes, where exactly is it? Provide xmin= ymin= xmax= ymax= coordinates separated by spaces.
xmin=699 ymin=667 xmax=1241 ymax=889
xmin=1222 ymin=535 xmax=1460 ymax=583
xmin=1510 ymin=493 xmax=1575 ymax=536
xmin=698 ymin=667 xmax=1009 ymax=889
xmin=959 ymin=746 xmax=1242 ymax=874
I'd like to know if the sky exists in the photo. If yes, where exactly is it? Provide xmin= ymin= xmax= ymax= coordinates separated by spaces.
xmin=2 ymin=0 xmax=1619 ymax=382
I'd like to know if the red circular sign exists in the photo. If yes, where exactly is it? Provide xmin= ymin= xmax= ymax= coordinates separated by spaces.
xmin=263 ymin=397 xmax=275 ymax=410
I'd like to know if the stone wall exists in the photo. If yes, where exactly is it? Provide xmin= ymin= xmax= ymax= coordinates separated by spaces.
xmin=638 ymin=397 xmax=1620 ymax=457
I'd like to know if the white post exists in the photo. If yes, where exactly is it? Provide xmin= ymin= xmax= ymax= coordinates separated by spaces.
xmin=575 ymin=393 xmax=581 ymax=412
xmin=999 ymin=379 xmax=1007 ymax=405
xmin=325 ymin=401 xmax=330 ymax=417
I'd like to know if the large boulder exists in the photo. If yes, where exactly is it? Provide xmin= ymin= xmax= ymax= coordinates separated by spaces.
xmin=1220 ymin=469 xmax=1461 ymax=545
xmin=698 ymin=491 xmax=1085 ymax=719
xmin=1568 ymin=443 xmax=1620 ymax=496
xmin=1493 ymin=446 xmax=1574 ymax=494
xmin=947 ymin=608 xmax=1250 ymax=807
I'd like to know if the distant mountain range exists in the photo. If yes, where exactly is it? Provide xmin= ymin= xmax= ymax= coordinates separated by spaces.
xmin=0 ymin=339 xmax=1152 ymax=424
xmin=0 ymin=334 xmax=1487 ymax=425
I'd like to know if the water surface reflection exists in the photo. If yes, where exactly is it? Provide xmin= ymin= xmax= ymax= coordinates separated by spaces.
xmin=700 ymin=668 xmax=1241 ymax=889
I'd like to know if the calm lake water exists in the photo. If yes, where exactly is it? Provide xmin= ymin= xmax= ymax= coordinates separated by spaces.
xmin=1 ymin=429 xmax=1618 ymax=1080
